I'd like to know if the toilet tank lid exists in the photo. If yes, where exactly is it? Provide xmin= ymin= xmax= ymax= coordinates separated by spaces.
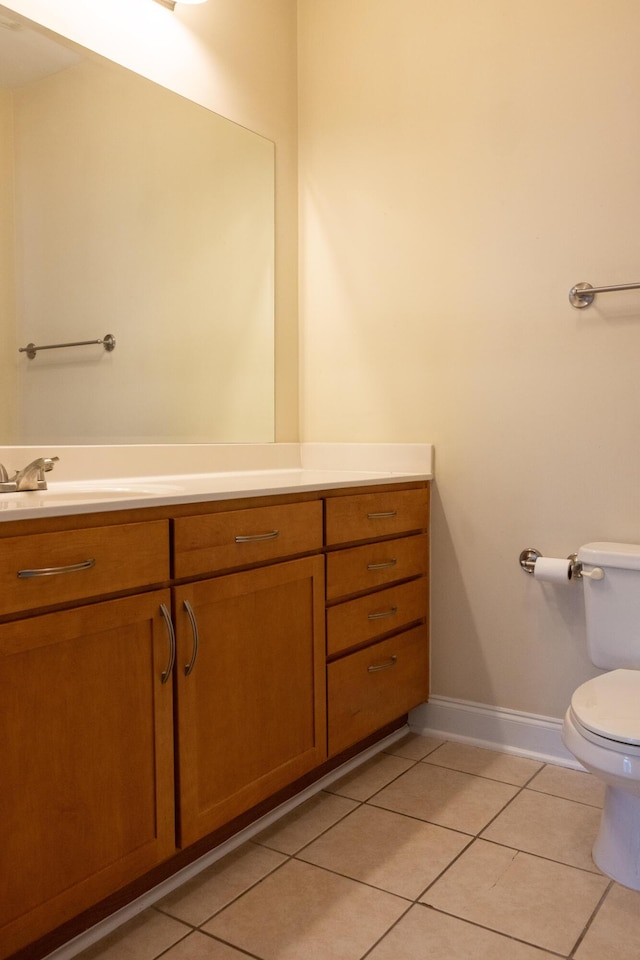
xmin=578 ymin=542 xmax=640 ymax=570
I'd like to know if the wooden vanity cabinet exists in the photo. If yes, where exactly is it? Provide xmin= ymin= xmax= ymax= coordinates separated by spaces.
xmin=0 ymin=481 xmax=428 ymax=960
xmin=0 ymin=590 xmax=176 ymax=959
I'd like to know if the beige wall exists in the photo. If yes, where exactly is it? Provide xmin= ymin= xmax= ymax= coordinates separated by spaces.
xmin=2 ymin=0 xmax=298 ymax=440
xmin=0 ymin=90 xmax=17 ymax=439
xmin=298 ymin=0 xmax=640 ymax=718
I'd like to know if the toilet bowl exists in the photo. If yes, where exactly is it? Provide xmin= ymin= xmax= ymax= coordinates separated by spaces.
xmin=552 ymin=541 xmax=640 ymax=886
xmin=562 ymin=668 xmax=640 ymax=889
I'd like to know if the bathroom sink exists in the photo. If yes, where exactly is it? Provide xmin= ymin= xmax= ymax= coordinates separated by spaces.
xmin=52 ymin=481 xmax=183 ymax=497
xmin=0 ymin=481 xmax=183 ymax=507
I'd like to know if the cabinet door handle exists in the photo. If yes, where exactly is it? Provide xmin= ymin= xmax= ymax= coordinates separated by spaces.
xmin=234 ymin=530 xmax=279 ymax=543
xmin=368 ymin=655 xmax=398 ymax=673
xmin=17 ymin=558 xmax=96 ymax=579
xmin=367 ymin=605 xmax=398 ymax=621
xmin=367 ymin=510 xmax=397 ymax=520
xmin=159 ymin=603 xmax=175 ymax=684
xmin=183 ymin=600 xmax=199 ymax=677
xmin=367 ymin=558 xmax=397 ymax=571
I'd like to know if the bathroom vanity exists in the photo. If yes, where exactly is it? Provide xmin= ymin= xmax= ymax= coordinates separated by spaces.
xmin=0 ymin=455 xmax=430 ymax=959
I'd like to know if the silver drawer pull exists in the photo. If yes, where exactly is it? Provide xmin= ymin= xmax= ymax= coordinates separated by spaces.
xmin=368 ymin=655 xmax=398 ymax=673
xmin=17 ymin=558 xmax=96 ymax=579
xmin=367 ymin=605 xmax=398 ymax=621
xmin=234 ymin=530 xmax=280 ymax=543
xmin=183 ymin=600 xmax=199 ymax=677
xmin=367 ymin=510 xmax=397 ymax=519
xmin=159 ymin=603 xmax=176 ymax=684
xmin=367 ymin=559 xmax=397 ymax=571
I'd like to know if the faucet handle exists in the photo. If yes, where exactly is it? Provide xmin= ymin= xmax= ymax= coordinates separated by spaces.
xmin=0 ymin=463 xmax=8 ymax=482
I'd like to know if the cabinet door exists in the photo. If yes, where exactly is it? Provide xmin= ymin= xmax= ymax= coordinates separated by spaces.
xmin=174 ymin=556 xmax=326 ymax=846
xmin=0 ymin=591 xmax=176 ymax=960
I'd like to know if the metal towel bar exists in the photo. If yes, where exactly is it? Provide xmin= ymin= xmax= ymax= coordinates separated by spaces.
xmin=569 ymin=281 xmax=640 ymax=309
xmin=19 ymin=334 xmax=116 ymax=359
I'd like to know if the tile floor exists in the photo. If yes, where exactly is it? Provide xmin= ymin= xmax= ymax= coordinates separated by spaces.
xmin=76 ymin=735 xmax=640 ymax=960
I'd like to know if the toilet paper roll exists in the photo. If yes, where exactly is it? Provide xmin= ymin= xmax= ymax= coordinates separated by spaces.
xmin=534 ymin=556 xmax=572 ymax=583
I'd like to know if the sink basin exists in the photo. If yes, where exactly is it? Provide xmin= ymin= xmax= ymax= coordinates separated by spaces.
xmin=0 ymin=481 xmax=183 ymax=508
xmin=52 ymin=481 xmax=183 ymax=497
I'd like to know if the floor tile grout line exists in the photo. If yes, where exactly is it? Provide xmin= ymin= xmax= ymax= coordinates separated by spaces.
xmin=419 ymin=756 xmax=547 ymax=790
xmin=153 ymin=850 xmax=296 ymax=931
xmin=362 ymin=798 xmax=478 ymax=840
xmin=567 ymin=878 xmax=614 ymax=959
xmin=150 ymin=925 xmax=198 ymax=960
xmin=357 ymin=900 xmax=415 ymax=960
xmin=471 ymin=835 xmax=607 ymax=879
xmin=524 ymin=786 xmax=604 ymax=810
xmin=410 ymin=902 xmax=572 ymax=959
xmin=253 ymin=789 xmax=370 ymax=857
xmin=189 ymin=927 xmax=266 ymax=960
xmin=411 ymin=834 xmax=477 ymax=901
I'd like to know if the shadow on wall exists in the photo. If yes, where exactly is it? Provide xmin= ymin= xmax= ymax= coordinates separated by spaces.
xmin=428 ymin=481 xmax=493 ymax=703
xmin=427 ymin=479 xmax=594 ymax=716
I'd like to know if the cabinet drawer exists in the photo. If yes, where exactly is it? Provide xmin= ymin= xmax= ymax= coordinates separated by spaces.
xmin=327 ymin=625 xmax=429 ymax=755
xmin=326 ymin=533 xmax=428 ymax=602
xmin=0 ymin=521 xmax=169 ymax=616
xmin=327 ymin=577 xmax=428 ymax=657
xmin=173 ymin=500 xmax=323 ymax=579
xmin=325 ymin=488 xmax=428 ymax=546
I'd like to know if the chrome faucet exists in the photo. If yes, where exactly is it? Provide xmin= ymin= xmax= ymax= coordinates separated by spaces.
xmin=0 ymin=456 xmax=59 ymax=492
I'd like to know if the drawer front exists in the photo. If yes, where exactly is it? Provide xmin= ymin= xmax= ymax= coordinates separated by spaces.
xmin=327 ymin=577 xmax=428 ymax=657
xmin=327 ymin=625 xmax=429 ymax=755
xmin=173 ymin=500 xmax=323 ymax=579
xmin=0 ymin=521 xmax=169 ymax=616
xmin=325 ymin=487 xmax=428 ymax=546
xmin=326 ymin=533 xmax=428 ymax=602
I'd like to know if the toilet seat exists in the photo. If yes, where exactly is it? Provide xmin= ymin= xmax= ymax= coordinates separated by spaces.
xmin=571 ymin=669 xmax=640 ymax=749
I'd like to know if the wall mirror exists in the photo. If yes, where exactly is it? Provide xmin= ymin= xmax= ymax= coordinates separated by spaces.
xmin=0 ymin=8 xmax=275 ymax=445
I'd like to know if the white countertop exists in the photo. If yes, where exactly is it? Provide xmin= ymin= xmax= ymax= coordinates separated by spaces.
xmin=0 ymin=444 xmax=434 ymax=521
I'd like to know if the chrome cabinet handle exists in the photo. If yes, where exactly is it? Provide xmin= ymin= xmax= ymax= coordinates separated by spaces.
xmin=183 ymin=600 xmax=199 ymax=676
xmin=367 ymin=605 xmax=398 ymax=621
xmin=367 ymin=510 xmax=397 ymax=519
xmin=17 ymin=558 xmax=96 ymax=579
xmin=368 ymin=655 xmax=398 ymax=673
xmin=234 ymin=530 xmax=279 ymax=543
xmin=159 ymin=603 xmax=175 ymax=684
xmin=367 ymin=559 xmax=397 ymax=571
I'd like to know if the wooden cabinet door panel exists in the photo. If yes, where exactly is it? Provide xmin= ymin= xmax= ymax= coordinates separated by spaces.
xmin=174 ymin=556 xmax=326 ymax=846
xmin=0 ymin=591 xmax=175 ymax=959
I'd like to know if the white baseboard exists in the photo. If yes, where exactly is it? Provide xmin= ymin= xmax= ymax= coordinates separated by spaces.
xmin=44 ymin=726 xmax=408 ymax=960
xmin=409 ymin=695 xmax=582 ymax=769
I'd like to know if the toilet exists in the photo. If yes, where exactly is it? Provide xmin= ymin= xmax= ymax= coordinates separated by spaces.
xmin=562 ymin=542 xmax=640 ymax=890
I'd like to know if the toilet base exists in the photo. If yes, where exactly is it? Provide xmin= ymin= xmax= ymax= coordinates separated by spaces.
xmin=593 ymin=785 xmax=640 ymax=890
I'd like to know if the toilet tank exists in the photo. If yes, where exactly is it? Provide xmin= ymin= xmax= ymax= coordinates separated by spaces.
xmin=578 ymin=542 xmax=640 ymax=669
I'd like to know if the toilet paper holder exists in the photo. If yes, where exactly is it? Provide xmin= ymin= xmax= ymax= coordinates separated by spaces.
xmin=519 ymin=548 xmax=604 ymax=580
